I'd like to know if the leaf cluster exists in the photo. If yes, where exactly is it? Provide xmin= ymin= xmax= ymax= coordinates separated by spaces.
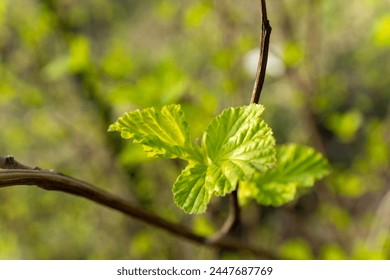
xmin=109 ymin=104 xmax=329 ymax=214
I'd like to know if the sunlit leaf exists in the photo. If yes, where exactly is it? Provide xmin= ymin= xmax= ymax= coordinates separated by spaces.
xmin=240 ymin=144 xmax=329 ymax=206
xmin=260 ymin=144 xmax=329 ymax=187
xmin=108 ymin=104 xmax=198 ymax=160
xmin=172 ymin=104 xmax=277 ymax=214
xmin=173 ymin=164 xmax=211 ymax=214
xmin=240 ymin=181 xmax=297 ymax=207
xmin=202 ymin=104 xmax=276 ymax=195
xmin=110 ymin=105 xmax=327 ymax=214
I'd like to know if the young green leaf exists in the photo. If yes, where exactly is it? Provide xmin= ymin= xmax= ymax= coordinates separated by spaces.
xmin=240 ymin=181 xmax=297 ymax=206
xmin=173 ymin=164 xmax=211 ymax=214
xmin=108 ymin=104 xmax=198 ymax=160
xmin=172 ymin=104 xmax=276 ymax=214
xmin=240 ymin=144 xmax=330 ymax=206
xmin=259 ymin=144 xmax=330 ymax=187
xmin=110 ymin=104 xmax=324 ymax=214
xmin=202 ymin=104 xmax=276 ymax=196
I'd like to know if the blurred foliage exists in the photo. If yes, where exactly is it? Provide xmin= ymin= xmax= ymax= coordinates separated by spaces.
xmin=0 ymin=0 xmax=389 ymax=259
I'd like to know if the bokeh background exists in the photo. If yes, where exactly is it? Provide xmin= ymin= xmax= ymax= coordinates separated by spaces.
xmin=0 ymin=0 xmax=389 ymax=259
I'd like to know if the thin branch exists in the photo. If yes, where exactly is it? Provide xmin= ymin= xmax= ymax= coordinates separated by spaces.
xmin=0 ymin=156 xmax=278 ymax=259
xmin=212 ymin=0 xmax=273 ymax=244
xmin=0 ymin=0 xmax=276 ymax=259
xmin=251 ymin=0 xmax=272 ymax=104
xmin=208 ymin=188 xmax=241 ymax=242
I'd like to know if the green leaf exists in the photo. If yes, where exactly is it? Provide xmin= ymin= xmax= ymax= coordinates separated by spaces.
xmin=240 ymin=144 xmax=330 ymax=206
xmin=240 ymin=181 xmax=297 ymax=207
xmin=262 ymin=144 xmax=330 ymax=187
xmin=205 ymin=163 xmax=238 ymax=196
xmin=108 ymin=104 xmax=197 ymax=160
xmin=172 ymin=104 xmax=276 ymax=214
xmin=173 ymin=164 xmax=211 ymax=214
xmin=110 ymin=104 xmax=293 ymax=214
xmin=202 ymin=104 xmax=276 ymax=195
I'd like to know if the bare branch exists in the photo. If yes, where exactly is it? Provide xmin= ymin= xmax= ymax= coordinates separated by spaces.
xmin=213 ymin=0 xmax=273 ymax=245
xmin=0 ymin=156 xmax=278 ymax=259
xmin=251 ymin=0 xmax=272 ymax=104
xmin=208 ymin=188 xmax=241 ymax=243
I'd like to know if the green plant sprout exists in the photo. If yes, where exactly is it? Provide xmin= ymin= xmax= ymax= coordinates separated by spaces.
xmin=109 ymin=103 xmax=329 ymax=214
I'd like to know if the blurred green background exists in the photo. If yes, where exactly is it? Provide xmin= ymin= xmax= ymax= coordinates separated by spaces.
xmin=0 ymin=0 xmax=389 ymax=259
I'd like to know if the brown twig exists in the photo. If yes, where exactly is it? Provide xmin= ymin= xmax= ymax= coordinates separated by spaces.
xmin=208 ymin=188 xmax=241 ymax=242
xmin=211 ymin=0 xmax=273 ymax=244
xmin=0 ymin=0 xmax=277 ymax=259
xmin=251 ymin=0 xmax=272 ymax=104
xmin=0 ymin=156 xmax=278 ymax=259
